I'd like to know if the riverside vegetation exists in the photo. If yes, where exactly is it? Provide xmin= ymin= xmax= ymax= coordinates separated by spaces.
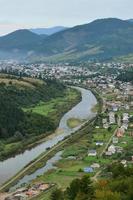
xmin=0 ymin=74 xmax=81 ymax=161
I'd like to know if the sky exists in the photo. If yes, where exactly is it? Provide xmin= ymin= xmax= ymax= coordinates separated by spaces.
xmin=0 ymin=0 xmax=132 ymax=35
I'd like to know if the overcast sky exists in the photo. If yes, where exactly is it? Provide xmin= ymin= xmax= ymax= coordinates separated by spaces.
xmin=0 ymin=0 xmax=132 ymax=35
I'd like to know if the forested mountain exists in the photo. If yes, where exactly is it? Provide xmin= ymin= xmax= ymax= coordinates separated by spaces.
xmin=0 ymin=29 xmax=41 ymax=50
xmin=34 ymin=18 xmax=133 ymax=62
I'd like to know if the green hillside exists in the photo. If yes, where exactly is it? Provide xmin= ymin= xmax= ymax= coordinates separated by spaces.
xmin=0 ymin=75 xmax=81 ymax=160
xmin=32 ymin=18 xmax=133 ymax=62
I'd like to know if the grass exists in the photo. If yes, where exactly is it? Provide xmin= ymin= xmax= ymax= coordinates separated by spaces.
xmin=0 ymin=78 xmax=35 ymax=89
xmin=67 ymin=118 xmax=82 ymax=129
xmin=62 ymin=145 xmax=87 ymax=158
xmin=30 ymin=122 xmax=116 ymax=198
xmin=23 ymin=88 xmax=79 ymax=117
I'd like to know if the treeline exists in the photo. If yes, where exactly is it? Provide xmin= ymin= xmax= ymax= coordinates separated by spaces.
xmin=51 ymin=164 xmax=133 ymax=200
xmin=117 ymin=69 xmax=133 ymax=83
xmin=0 ymin=78 xmax=66 ymax=107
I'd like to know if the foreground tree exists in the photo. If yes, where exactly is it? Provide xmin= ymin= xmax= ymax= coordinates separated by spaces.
xmin=51 ymin=188 xmax=64 ymax=200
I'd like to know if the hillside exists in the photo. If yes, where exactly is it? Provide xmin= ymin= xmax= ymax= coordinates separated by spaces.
xmin=0 ymin=29 xmax=41 ymax=50
xmin=33 ymin=18 xmax=133 ymax=62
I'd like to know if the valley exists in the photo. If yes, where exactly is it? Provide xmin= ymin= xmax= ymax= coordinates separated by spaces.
xmin=0 ymin=0 xmax=133 ymax=199
xmin=0 ymin=62 xmax=133 ymax=200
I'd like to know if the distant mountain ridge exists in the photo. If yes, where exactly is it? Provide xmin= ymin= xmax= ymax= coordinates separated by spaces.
xmin=127 ymin=19 xmax=133 ymax=23
xmin=0 ymin=29 xmax=41 ymax=50
xmin=30 ymin=26 xmax=68 ymax=35
xmin=0 ymin=18 xmax=133 ymax=62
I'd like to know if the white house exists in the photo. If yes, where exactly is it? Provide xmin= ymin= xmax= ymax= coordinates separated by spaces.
xmin=112 ymin=137 xmax=118 ymax=144
xmin=88 ymin=150 xmax=97 ymax=156
xmin=108 ymin=145 xmax=116 ymax=154
xmin=91 ymin=163 xmax=100 ymax=169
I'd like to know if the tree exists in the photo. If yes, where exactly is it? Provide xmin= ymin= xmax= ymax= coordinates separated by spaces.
xmin=80 ymin=176 xmax=94 ymax=199
xmin=95 ymin=190 xmax=121 ymax=200
xmin=66 ymin=176 xmax=94 ymax=200
xmin=66 ymin=178 xmax=81 ymax=200
xmin=75 ymin=192 xmax=89 ymax=200
xmin=51 ymin=188 xmax=64 ymax=200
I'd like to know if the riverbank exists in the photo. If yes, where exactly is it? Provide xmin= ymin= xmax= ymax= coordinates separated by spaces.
xmin=0 ymin=87 xmax=98 ymax=192
xmin=0 ymin=116 xmax=97 ymax=193
xmin=0 ymin=88 xmax=81 ymax=162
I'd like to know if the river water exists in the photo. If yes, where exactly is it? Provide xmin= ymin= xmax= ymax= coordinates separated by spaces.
xmin=0 ymin=87 xmax=97 ymax=186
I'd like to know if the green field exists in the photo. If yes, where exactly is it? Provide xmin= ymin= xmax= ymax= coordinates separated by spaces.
xmin=23 ymin=88 xmax=79 ymax=117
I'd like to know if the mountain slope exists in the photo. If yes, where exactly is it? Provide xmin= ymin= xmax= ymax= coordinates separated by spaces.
xmin=33 ymin=18 xmax=133 ymax=62
xmin=30 ymin=26 xmax=68 ymax=35
xmin=0 ymin=29 xmax=41 ymax=51
xmin=0 ymin=18 xmax=133 ymax=62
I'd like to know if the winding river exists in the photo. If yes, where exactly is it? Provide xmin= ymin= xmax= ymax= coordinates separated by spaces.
xmin=0 ymin=87 xmax=97 ymax=186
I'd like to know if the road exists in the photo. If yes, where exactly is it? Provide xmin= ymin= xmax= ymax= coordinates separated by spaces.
xmin=100 ymin=128 xmax=118 ymax=157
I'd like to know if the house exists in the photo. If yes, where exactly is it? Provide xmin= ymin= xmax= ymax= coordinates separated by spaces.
xmin=38 ymin=183 xmax=49 ymax=191
xmin=112 ymin=137 xmax=118 ymax=144
xmin=112 ymin=105 xmax=118 ymax=112
xmin=90 ymin=163 xmax=100 ymax=169
xmin=121 ymin=124 xmax=128 ymax=130
xmin=84 ymin=167 xmax=94 ymax=173
xmin=109 ymin=112 xmax=115 ymax=124
xmin=88 ymin=150 xmax=97 ymax=156
xmin=105 ymin=151 xmax=112 ymax=156
xmin=102 ymin=118 xmax=107 ymax=124
xmin=116 ymin=146 xmax=123 ymax=153
xmin=95 ymin=126 xmax=100 ymax=129
xmin=123 ymin=113 xmax=129 ymax=123
xmin=96 ymin=142 xmax=104 ymax=146
xmin=102 ymin=118 xmax=109 ymax=129
xmin=14 ymin=193 xmax=28 ymax=200
xmin=121 ymin=160 xmax=127 ymax=165
xmin=108 ymin=145 xmax=116 ymax=154
xmin=103 ymin=123 xmax=109 ymax=129
xmin=116 ymin=128 xmax=124 ymax=137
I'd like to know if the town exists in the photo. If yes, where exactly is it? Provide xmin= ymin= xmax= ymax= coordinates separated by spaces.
xmin=0 ymin=61 xmax=133 ymax=200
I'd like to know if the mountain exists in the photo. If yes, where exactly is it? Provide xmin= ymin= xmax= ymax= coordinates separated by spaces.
xmin=0 ymin=29 xmax=42 ymax=59
xmin=1 ymin=18 xmax=133 ymax=62
xmin=30 ymin=26 xmax=68 ymax=35
xmin=31 ymin=18 xmax=133 ymax=62
xmin=127 ymin=19 xmax=133 ymax=23
xmin=0 ymin=29 xmax=41 ymax=51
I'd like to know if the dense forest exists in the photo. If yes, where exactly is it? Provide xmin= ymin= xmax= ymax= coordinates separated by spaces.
xmin=117 ymin=69 xmax=133 ymax=83
xmin=51 ymin=163 xmax=133 ymax=200
xmin=0 ymin=76 xmax=66 ymax=139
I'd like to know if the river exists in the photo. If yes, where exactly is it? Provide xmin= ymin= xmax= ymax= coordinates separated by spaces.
xmin=0 ymin=87 xmax=97 ymax=186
